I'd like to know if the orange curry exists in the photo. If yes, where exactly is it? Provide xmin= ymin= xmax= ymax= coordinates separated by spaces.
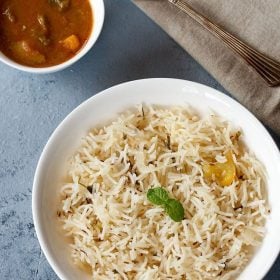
xmin=0 ymin=0 xmax=93 ymax=67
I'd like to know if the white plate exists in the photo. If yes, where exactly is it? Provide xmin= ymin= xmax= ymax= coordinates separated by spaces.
xmin=32 ymin=78 xmax=280 ymax=280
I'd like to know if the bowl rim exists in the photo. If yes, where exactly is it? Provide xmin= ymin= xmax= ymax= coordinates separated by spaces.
xmin=0 ymin=0 xmax=105 ymax=74
xmin=32 ymin=78 xmax=280 ymax=280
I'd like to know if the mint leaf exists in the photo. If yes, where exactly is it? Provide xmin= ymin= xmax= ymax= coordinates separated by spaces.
xmin=164 ymin=199 xmax=184 ymax=222
xmin=147 ymin=187 xmax=185 ymax=222
xmin=147 ymin=187 xmax=169 ymax=205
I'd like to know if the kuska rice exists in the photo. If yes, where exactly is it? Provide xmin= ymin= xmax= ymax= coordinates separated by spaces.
xmin=58 ymin=105 xmax=269 ymax=280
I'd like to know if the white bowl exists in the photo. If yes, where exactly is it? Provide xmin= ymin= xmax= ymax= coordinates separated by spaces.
xmin=0 ymin=0 xmax=104 ymax=74
xmin=32 ymin=78 xmax=280 ymax=280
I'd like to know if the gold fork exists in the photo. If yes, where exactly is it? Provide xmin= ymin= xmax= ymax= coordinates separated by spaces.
xmin=169 ymin=0 xmax=280 ymax=87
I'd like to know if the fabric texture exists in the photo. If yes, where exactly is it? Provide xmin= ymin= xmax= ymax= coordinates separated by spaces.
xmin=133 ymin=0 xmax=280 ymax=135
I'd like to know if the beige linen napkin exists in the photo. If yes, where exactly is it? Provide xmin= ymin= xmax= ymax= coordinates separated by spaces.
xmin=133 ymin=0 xmax=280 ymax=135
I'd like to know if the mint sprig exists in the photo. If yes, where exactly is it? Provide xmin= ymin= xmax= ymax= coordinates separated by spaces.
xmin=147 ymin=187 xmax=185 ymax=222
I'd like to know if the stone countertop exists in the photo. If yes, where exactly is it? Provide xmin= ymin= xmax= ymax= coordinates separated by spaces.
xmin=0 ymin=0 xmax=279 ymax=279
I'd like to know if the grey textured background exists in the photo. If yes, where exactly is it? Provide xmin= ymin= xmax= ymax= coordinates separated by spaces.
xmin=0 ymin=0 xmax=279 ymax=279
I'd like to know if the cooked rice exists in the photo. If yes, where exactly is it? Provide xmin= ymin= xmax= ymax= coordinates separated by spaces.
xmin=59 ymin=105 xmax=269 ymax=280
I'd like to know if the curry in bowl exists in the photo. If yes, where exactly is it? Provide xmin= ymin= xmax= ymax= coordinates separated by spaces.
xmin=0 ymin=0 xmax=93 ymax=67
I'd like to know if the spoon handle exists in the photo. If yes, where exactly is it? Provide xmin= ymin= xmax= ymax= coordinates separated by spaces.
xmin=169 ymin=0 xmax=280 ymax=87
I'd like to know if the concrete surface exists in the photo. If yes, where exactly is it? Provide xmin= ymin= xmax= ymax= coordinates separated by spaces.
xmin=0 ymin=0 xmax=279 ymax=279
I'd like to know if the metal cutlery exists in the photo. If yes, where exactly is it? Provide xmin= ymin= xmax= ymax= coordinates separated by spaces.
xmin=169 ymin=0 xmax=280 ymax=87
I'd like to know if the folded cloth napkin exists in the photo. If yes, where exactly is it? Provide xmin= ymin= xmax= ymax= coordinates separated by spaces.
xmin=134 ymin=0 xmax=280 ymax=135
